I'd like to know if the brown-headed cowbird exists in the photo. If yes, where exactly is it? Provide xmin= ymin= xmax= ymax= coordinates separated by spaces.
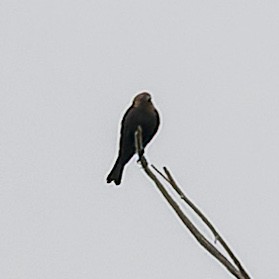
xmin=107 ymin=92 xmax=160 ymax=185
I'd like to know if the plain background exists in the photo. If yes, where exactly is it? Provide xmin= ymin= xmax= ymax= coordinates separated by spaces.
xmin=1 ymin=1 xmax=279 ymax=278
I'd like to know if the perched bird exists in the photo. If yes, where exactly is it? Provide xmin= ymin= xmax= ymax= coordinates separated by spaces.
xmin=107 ymin=92 xmax=160 ymax=185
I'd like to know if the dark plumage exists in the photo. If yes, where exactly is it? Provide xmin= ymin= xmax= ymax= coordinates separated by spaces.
xmin=107 ymin=92 xmax=160 ymax=185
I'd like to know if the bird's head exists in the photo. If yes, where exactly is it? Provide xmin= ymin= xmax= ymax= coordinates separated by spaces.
xmin=133 ymin=92 xmax=153 ymax=108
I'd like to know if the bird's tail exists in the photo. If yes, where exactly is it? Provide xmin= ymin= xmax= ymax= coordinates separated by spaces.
xmin=106 ymin=160 xmax=124 ymax=185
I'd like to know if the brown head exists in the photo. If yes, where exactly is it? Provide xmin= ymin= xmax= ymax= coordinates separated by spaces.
xmin=133 ymin=92 xmax=153 ymax=108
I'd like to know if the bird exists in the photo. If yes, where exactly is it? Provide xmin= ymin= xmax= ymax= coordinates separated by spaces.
xmin=107 ymin=92 xmax=160 ymax=185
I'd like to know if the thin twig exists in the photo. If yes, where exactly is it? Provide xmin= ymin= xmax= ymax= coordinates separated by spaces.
xmin=151 ymin=164 xmax=170 ymax=182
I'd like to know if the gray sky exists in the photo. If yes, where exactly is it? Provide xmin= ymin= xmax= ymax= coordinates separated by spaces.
xmin=1 ymin=1 xmax=279 ymax=278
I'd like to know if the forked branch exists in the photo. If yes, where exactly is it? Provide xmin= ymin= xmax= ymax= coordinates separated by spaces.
xmin=135 ymin=126 xmax=250 ymax=279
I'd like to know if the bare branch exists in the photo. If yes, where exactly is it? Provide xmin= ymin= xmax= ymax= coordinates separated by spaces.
xmin=135 ymin=126 xmax=250 ymax=279
xmin=163 ymin=167 xmax=250 ymax=278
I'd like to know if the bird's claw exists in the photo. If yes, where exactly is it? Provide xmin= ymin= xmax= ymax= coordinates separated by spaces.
xmin=137 ymin=148 xmax=144 ymax=162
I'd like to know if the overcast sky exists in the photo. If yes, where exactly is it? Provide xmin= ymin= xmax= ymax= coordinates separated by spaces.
xmin=1 ymin=1 xmax=279 ymax=278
